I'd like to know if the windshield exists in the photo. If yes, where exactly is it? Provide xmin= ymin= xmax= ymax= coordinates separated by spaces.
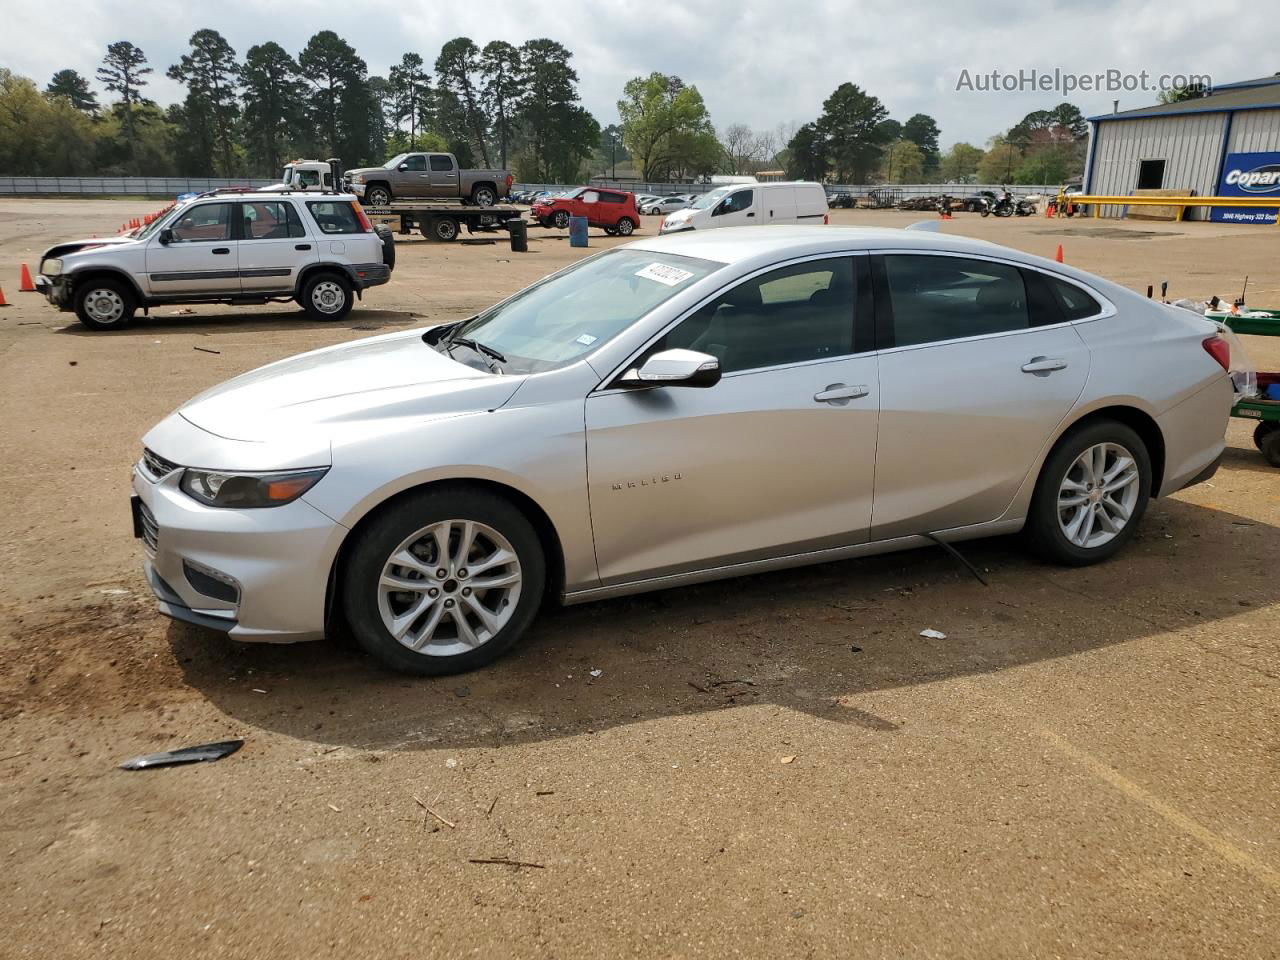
xmin=691 ymin=187 xmax=732 ymax=210
xmin=134 ymin=199 xmax=194 ymax=240
xmin=384 ymin=153 xmax=410 ymax=169
xmin=436 ymin=248 xmax=724 ymax=375
xmin=281 ymin=165 xmax=293 ymax=181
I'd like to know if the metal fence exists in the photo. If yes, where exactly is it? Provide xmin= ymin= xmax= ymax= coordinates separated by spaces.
xmin=0 ymin=176 xmax=1067 ymax=200
xmin=518 ymin=181 xmax=1065 ymax=199
xmin=0 ymin=176 xmax=276 ymax=196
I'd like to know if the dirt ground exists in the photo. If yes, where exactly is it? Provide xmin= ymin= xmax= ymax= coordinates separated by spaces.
xmin=1 ymin=199 xmax=1278 ymax=959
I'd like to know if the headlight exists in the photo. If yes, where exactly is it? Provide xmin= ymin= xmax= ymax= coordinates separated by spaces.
xmin=180 ymin=467 xmax=329 ymax=508
xmin=43 ymin=258 xmax=62 ymax=276
xmin=351 ymin=174 xmax=364 ymax=183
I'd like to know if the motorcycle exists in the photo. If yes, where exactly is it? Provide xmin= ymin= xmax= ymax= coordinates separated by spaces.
xmin=980 ymin=187 xmax=1035 ymax=218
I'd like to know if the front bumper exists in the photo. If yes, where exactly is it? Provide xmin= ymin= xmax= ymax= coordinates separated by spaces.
xmin=37 ymin=274 xmax=72 ymax=309
xmin=132 ymin=462 xmax=347 ymax=643
xmin=349 ymin=181 xmax=367 ymax=198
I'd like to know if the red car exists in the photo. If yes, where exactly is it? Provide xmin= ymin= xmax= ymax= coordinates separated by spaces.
xmin=532 ymin=187 xmax=640 ymax=236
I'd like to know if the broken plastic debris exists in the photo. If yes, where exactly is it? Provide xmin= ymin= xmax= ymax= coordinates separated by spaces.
xmin=445 ymin=758 xmax=458 ymax=769
xmin=119 ymin=739 xmax=243 ymax=770
xmin=919 ymin=629 xmax=947 ymax=640
xmin=780 ymin=755 xmax=797 ymax=764
xmin=589 ymin=669 xmax=603 ymax=678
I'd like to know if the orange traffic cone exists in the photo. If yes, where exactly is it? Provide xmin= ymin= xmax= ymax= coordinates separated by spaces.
xmin=1054 ymin=244 xmax=1064 ymax=263
xmin=19 ymin=263 xmax=36 ymax=292
xmin=0 ymin=285 xmax=9 ymax=307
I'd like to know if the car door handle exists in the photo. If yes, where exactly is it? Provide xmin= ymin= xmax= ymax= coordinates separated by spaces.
xmin=211 ymin=248 xmax=230 ymax=255
xmin=1021 ymin=357 xmax=1067 ymax=373
xmin=814 ymin=383 xmax=869 ymax=404
xmin=295 ymin=243 xmax=312 ymax=251
xmin=746 ymin=212 xmax=755 ymax=217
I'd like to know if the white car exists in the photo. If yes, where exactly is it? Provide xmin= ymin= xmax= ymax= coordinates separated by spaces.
xmin=133 ymin=226 xmax=1231 ymax=675
xmin=36 ymin=191 xmax=393 ymax=329
xmin=643 ymin=196 xmax=691 ymax=216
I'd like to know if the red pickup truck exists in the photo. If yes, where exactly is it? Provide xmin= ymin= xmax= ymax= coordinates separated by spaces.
xmin=532 ymin=187 xmax=640 ymax=236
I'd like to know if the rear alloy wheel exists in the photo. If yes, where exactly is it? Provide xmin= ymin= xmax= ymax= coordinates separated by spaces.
xmin=366 ymin=184 xmax=392 ymax=206
xmin=1025 ymin=421 xmax=1151 ymax=565
xmin=615 ymin=217 xmax=635 ymax=236
xmin=74 ymin=278 xmax=135 ymax=331
xmin=300 ymin=272 xmax=353 ymax=322
xmin=343 ymin=488 xmax=546 ymax=675
xmin=552 ymin=210 xmax=570 ymax=229
xmin=471 ymin=185 xmax=497 ymax=207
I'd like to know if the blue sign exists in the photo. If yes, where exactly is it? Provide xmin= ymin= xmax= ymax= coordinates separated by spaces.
xmin=1211 ymin=150 xmax=1280 ymax=224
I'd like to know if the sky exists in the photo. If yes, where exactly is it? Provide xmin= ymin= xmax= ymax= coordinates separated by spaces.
xmin=5 ymin=0 xmax=1276 ymax=149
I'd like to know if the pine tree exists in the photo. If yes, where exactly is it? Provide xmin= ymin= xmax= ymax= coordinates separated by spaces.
xmin=435 ymin=38 xmax=491 ymax=166
xmin=45 ymin=70 xmax=98 ymax=112
xmin=241 ymin=42 xmax=305 ymax=174
xmin=167 ymin=29 xmax=241 ymax=177
xmin=96 ymin=41 xmax=152 ymax=172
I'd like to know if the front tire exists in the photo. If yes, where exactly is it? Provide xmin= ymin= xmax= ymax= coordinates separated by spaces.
xmin=299 ymin=271 xmax=353 ymax=322
xmin=551 ymin=210 xmax=570 ymax=229
xmin=342 ymin=488 xmax=546 ymax=675
xmin=1024 ymin=420 xmax=1151 ymax=566
xmin=74 ymin=278 xmax=135 ymax=331
xmin=425 ymin=216 xmax=460 ymax=242
xmin=366 ymin=184 xmax=392 ymax=206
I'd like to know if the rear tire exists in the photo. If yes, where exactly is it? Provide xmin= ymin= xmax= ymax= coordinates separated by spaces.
xmin=1252 ymin=421 xmax=1279 ymax=451
xmin=74 ymin=278 xmax=135 ymax=331
xmin=299 ymin=271 xmax=353 ymax=322
xmin=615 ymin=217 xmax=635 ymax=236
xmin=1024 ymin=420 xmax=1151 ymax=566
xmin=1261 ymin=428 xmax=1280 ymax=467
xmin=470 ymin=185 xmax=497 ymax=207
xmin=342 ymin=487 xmax=546 ymax=675
xmin=426 ymin=217 xmax=460 ymax=242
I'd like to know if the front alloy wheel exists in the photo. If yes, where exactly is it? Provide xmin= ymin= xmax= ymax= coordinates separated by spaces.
xmin=552 ymin=210 xmax=570 ymax=229
xmin=343 ymin=488 xmax=546 ymax=675
xmin=366 ymin=185 xmax=391 ymax=206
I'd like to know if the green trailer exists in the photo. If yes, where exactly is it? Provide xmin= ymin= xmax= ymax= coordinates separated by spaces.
xmin=1207 ymin=308 xmax=1280 ymax=466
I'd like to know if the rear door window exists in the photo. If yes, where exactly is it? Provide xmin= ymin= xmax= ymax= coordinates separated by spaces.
xmin=882 ymin=255 xmax=1030 ymax=347
xmin=242 ymin=201 xmax=306 ymax=240
xmin=429 ymin=155 xmax=454 ymax=171
xmin=306 ymin=201 xmax=363 ymax=234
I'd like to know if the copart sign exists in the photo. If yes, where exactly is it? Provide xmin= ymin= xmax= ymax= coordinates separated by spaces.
xmin=1212 ymin=151 xmax=1280 ymax=224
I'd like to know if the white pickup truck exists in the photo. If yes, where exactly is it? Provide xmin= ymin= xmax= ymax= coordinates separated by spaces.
xmin=36 ymin=189 xmax=395 ymax=330
xmin=264 ymin=159 xmax=342 ymax=193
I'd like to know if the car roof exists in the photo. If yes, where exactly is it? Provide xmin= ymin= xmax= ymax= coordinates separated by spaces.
xmin=192 ymin=191 xmax=359 ymax=202
xmin=628 ymin=225 xmax=1024 ymax=266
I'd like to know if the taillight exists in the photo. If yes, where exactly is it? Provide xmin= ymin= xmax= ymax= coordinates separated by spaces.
xmin=823 ymin=213 xmax=829 ymax=225
xmin=1202 ymin=335 xmax=1230 ymax=371
xmin=506 ymin=174 xmax=513 ymax=190
xmin=352 ymin=201 xmax=373 ymax=232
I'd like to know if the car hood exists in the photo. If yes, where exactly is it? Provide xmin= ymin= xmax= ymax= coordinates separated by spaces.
xmin=42 ymin=235 xmax=138 ymax=262
xmin=346 ymin=166 xmax=388 ymax=179
xmin=179 ymin=328 xmax=525 ymax=442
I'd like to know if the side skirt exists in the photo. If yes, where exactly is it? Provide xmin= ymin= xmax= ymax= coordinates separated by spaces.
xmin=561 ymin=519 xmax=1025 ymax=606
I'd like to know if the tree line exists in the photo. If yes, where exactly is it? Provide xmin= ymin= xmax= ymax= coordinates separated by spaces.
xmin=2 ymin=30 xmax=601 ymax=183
xmin=2 ymin=34 xmax=1091 ymax=187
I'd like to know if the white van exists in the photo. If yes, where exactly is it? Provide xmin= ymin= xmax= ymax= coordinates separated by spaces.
xmin=659 ymin=181 xmax=828 ymax=234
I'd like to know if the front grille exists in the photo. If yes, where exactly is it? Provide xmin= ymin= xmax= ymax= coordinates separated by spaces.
xmin=138 ymin=501 xmax=159 ymax=557
xmin=141 ymin=447 xmax=180 ymax=481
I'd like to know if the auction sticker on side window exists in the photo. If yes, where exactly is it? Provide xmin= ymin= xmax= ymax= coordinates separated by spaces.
xmin=635 ymin=262 xmax=694 ymax=286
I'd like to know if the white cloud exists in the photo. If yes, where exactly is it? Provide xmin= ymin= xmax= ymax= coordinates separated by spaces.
xmin=6 ymin=0 xmax=1269 ymax=148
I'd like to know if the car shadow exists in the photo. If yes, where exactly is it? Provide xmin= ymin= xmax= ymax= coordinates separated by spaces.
xmin=170 ymin=496 xmax=1276 ymax=751
xmin=51 ymin=308 xmax=427 ymax=337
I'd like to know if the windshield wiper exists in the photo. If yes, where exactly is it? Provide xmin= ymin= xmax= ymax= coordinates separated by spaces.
xmin=447 ymin=336 xmax=506 ymax=373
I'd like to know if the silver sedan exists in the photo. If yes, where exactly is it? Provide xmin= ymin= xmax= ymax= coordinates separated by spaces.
xmin=134 ymin=227 xmax=1232 ymax=674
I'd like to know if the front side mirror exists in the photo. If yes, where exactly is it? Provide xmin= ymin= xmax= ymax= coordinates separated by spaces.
xmin=621 ymin=349 xmax=721 ymax=389
xmin=398 ymin=163 xmax=410 ymax=171
xmin=158 ymin=227 xmax=174 ymax=244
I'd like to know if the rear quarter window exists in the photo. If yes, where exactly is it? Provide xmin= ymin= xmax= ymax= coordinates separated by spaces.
xmin=306 ymin=201 xmax=363 ymax=234
xmin=1048 ymin=275 xmax=1103 ymax=320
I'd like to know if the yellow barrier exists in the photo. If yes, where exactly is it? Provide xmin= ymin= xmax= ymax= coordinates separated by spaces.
xmin=1056 ymin=193 xmax=1280 ymax=226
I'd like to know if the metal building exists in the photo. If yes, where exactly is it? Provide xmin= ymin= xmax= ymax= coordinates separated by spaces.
xmin=1083 ymin=75 xmax=1280 ymax=222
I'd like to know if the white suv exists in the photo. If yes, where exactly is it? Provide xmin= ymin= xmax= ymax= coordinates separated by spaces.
xmin=36 ymin=191 xmax=394 ymax=330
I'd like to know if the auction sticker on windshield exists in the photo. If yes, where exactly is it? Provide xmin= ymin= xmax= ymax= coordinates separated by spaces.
xmin=636 ymin=262 xmax=694 ymax=286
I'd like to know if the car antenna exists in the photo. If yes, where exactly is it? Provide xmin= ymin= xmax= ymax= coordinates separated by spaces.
xmin=922 ymin=533 xmax=989 ymax=587
xmin=1160 ymin=280 xmax=1168 ymax=301
xmin=1236 ymin=275 xmax=1249 ymax=307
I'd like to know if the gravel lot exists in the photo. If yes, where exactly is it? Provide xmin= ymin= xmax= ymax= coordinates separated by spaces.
xmin=1 ymin=199 xmax=1278 ymax=959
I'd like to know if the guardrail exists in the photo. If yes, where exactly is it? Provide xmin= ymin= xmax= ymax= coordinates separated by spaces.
xmin=0 ymin=176 xmax=276 ymax=196
xmin=1062 ymin=194 xmax=1280 ymax=226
